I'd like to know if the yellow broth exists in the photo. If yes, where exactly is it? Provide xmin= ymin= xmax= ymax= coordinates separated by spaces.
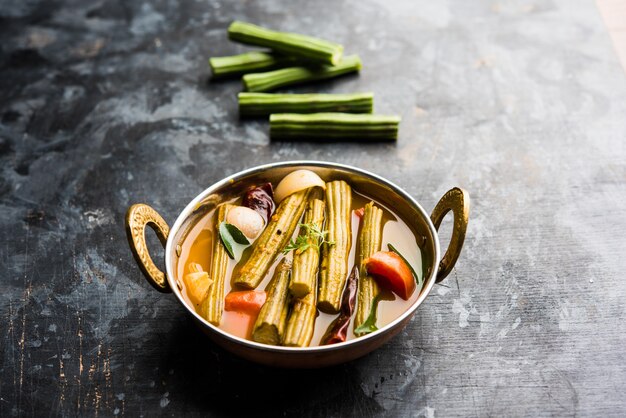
xmin=176 ymin=189 xmax=423 ymax=345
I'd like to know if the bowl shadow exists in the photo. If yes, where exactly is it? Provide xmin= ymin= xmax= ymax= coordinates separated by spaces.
xmin=154 ymin=316 xmax=383 ymax=416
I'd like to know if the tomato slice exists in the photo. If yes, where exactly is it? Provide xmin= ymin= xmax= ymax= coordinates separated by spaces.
xmin=365 ymin=251 xmax=416 ymax=300
xmin=224 ymin=291 xmax=267 ymax=316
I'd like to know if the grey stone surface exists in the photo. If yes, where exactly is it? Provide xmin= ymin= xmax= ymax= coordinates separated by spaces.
xmin=1 ymin=0 xmax=625 ymax=416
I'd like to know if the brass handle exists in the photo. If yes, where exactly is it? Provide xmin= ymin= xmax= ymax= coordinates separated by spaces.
xmin=430 ymin=187 xmax=470 ymax=283
xmin=125 ymin=204 xmax=171 ymax=292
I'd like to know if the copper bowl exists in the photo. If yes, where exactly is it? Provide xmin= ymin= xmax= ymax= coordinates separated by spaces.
xmin=125 ymin=161 xmax=469 ymax=368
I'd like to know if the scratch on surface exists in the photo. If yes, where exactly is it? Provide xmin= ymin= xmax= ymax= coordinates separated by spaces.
xmin=104 ymin=347 xmax=113 ymax=410
xmin=8 ymin=301 xmax=14 ymax=373
xmin=77 ymin=313 xmax=83 ymax=412
xmin=8 ymin=301 xmax=17 ymax=409
xmin=59 ymin=357 xmax=67 ymax=407
xmin=538 ymin=367 xmax=580 ymax=415
xmin=84 ymin=342 xmax=104 ymax=416
xmin=93 ymin=343 xmax=103 ymax=416
xmin=78 ymin=321 xmax=84 ymax=374
xmin=553 ymin=367 xmax=579 ymax=414
xmin=18 ymin=283 xmax=32 ymax=410
xmin=18 ymin=223 xmax=32 ymax=416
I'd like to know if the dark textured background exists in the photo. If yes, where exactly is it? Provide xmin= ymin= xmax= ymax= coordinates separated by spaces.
xmin=1 ymin=0 xmax=625 ymax=416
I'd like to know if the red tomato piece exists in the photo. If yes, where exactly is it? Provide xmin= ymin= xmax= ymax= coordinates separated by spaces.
xmin=354 ymin=207 xmax=365 ymax=218
xmin=224 ymin=291 xmax=267 ymax=316
xmin=365 ymin=251 xmax=416 ymax=300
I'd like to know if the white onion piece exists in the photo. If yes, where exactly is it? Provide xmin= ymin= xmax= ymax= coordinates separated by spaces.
xmin=226 ymin=206 xmax=265 ymax=239
xmin=273 ymin=170 xmax=326 ymax=203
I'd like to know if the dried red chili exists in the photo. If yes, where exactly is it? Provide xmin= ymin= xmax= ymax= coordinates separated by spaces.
xmin=242 ymin=182 xmax=275 ymax=223
xmin=321 ymin=265 xmax=359 ymax=345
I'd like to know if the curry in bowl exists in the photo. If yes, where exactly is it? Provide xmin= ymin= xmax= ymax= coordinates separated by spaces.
xmin=126 ymin=161 xmax=469 ymax=366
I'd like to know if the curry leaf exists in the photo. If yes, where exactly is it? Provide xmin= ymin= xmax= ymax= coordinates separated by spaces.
xmin=224 ymin=222 xmax=250 ymax=245
xmin=219 ymin=222 xmax=250 ymax=260
xmin=354 ymin=295 xmax=381 ymax=336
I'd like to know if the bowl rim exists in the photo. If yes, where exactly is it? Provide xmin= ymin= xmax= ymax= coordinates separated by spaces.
xmin=164 ymin=160 xmax=441 ymax=353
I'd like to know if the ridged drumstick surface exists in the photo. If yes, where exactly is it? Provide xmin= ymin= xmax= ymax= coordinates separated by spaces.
xmin=318 ymin=180 xmax=352 ymax=313
xmin=228 ymin=21 xmax=343 ymax=66
xmin=200 ymin=204 xmax=234 ymax=325
xmin=270 ymin=113 xmax=400 ymax=141
xmin=235 ymin=189 xmax=310 ymax=289
xmin=354 ymin=202 xmax=383 ymax=334
xmin=209 ymin=52 xmax=294 ymax=78
xmin=238 ymin=92 xmax=373 ymax=116
xmin=283 ymin=286 xmax=317 ymax=347
xmin=252 ymin=259 xmax=292 ymax=345
xmin=289 ymin=188 xmax=325 ymax=298
xmin=242 ymin=55 xmax=361 ymax=92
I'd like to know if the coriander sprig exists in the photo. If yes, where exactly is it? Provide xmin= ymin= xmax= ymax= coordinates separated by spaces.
xmin=282 ymin=222 xmax=334 ymax=254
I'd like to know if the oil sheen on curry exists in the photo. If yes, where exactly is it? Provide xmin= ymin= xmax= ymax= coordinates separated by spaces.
xmin=176 ymin=169 xmax=423 ymax=347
